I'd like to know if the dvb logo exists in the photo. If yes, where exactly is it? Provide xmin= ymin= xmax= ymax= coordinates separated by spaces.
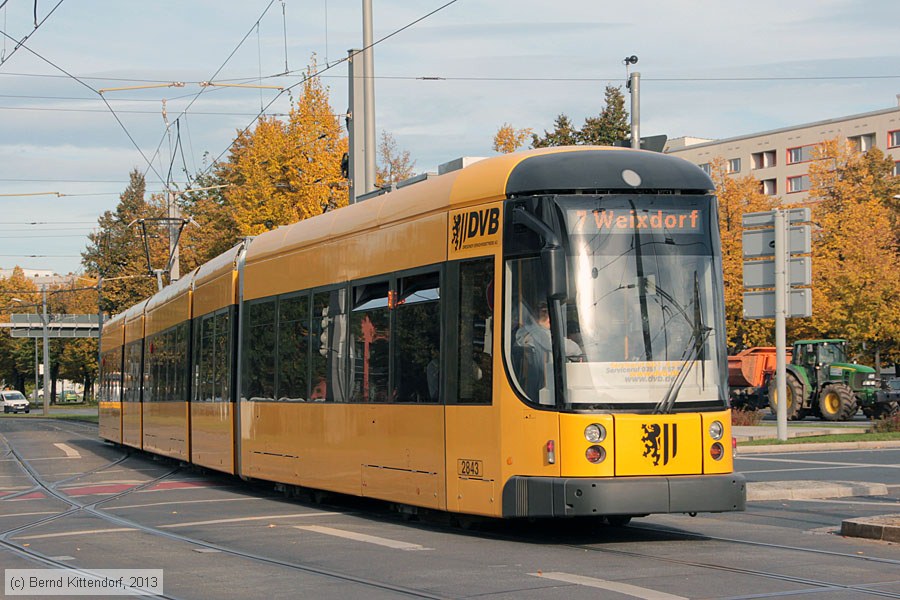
xmin=452 ymin=207 xmax=500 ymax=251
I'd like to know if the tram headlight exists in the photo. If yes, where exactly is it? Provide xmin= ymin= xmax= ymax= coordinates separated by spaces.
xmin=585 ymin=445 xmax=606 ymax=464
xmin=708 ymin=420 xmax=724 ymax=441
xmin=710 ymin=442 xmax=724 ymax=461
xmin=584 ymin=423 xmax=606 ymax=443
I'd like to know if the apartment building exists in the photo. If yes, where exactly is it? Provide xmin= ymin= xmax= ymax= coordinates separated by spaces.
xmin=665 ymin=99 xmax=900 ymax=203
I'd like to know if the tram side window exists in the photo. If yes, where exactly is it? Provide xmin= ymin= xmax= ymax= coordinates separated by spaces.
xmin=277 ymin=293 xmax=310 ymax=401
xmin=194 ymin=308 xmax=232 ymax=403
xmin=393 ymin=272 xmax=441 ymax=403
xmin=144 ymin=333 xmax=158 ymax=402
xmin=311 ymin=289 xmax=348 ymax=402
xmin=123 ymin=341 xmax=142 ymax=402
xmin=242 ymin=298 xmax=276 ymax=401
xmin=100 ymin=347 xmax=123 ymax=403
xmin=350 ymin=281 xmax=391 ymax=403
xmin=194 ymin=314 xmax=212 ymax=402
xmin=214 ymin=309 xmax=232 ymax=402
xmin=457 ymin=259 xmax=494 ymax=404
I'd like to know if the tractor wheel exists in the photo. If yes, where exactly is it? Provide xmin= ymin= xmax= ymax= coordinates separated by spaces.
xmin=817 ymin=384 xmax=858 ymax=421
xmin=863 ymin=401 xmax=899 ymax=420
xmin=768 ymin=374 xmax=804 ymax=420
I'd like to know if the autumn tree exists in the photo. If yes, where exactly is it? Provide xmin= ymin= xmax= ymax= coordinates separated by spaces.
xmin=376 ymin=130 xmax=416 ymax=187
xmin=711 ymin=158 xmax=778 ymax=351
xmin=81 ymin=169 xmax=167 ymax=315
xmin=806 ymin=139 xmax=900 ymax=367
xmin=0 ymin=268 xmax=38 ymax=392
xmin=221 ymin=58 xmax=348 ymax=236
xmin=492 ymin=123 xmax=533 ymax=154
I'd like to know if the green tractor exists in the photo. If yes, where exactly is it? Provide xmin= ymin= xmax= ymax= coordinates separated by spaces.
xmin=768 ymin=339 xmax=893 ymax=421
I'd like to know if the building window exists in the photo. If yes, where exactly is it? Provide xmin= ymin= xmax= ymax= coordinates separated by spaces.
xmin=760 ymin=179 xmax=777 ymax=196
xmin=787 ymin=175 xmax=810 ymax=193
xmin=849 ymin=133 xmax=875 ymax=152
xmin=894 ymin=161 xmax=900 ymax=177
xmin=889 ymin=130 xmax=900 ymax=149
xmin=698 ymin=163 xmax=711 ymax=175
xmin=726 ymin=158 xmax=741 ymax=174
xmin=752 ymin=150 xmax=776 ymax=170
xmin=787 ymin=145 xmax=816 ymax=165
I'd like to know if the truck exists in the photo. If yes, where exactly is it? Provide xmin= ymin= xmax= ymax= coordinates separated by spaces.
xmin=768 ymin=339 xmax=898 ymax=421
xmin=728 ymin=347 xmax=787 ymax=411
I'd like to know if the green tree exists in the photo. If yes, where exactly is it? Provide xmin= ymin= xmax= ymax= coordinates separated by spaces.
xmin=531 ymin=114 xmax=579 ymax=148
xmin=178 ymin=162 xmax=240 ymax=271
xmin=530 ymin=86 xmax=630 ymax=148
xmin=81 ymin=169 xmax=167 ymax=315
xmin=579 ymin=85 xmax=629 ymax=145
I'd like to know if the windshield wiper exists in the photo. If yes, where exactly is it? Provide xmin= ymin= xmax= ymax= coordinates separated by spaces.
xmin=653 ymin=272 xmax=712 ymax=414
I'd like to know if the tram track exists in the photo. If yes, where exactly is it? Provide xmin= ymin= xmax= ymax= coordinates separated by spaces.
xmin=570 ymin=540 xmax=900 ymax=599
xmin=0 ymin=429 xmax=448 ymax=600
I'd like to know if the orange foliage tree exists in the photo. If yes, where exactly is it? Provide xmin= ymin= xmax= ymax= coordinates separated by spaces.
xmin=806 ymin=139 xmax=900 ymax=367
xmin=220 ymin=59 xmax=348 ymax=236
xmin=710 ymin=158 xmax=778 ymax=351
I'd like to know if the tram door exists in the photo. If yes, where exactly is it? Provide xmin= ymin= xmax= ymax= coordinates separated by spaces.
xmin=444 ymin=258 xmax=499 ymax=516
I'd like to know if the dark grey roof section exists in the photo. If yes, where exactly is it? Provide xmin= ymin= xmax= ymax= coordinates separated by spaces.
xmin=505 ymin=149 xmax=714 ymax=196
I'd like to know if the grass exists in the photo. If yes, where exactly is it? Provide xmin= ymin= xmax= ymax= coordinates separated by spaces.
xmin=739 ymin=431 xmax=900 ymax=446
xmin=0 ymin=411 xmax=98 ymax=424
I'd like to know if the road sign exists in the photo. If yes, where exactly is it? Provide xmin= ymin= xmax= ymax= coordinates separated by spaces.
xmin=743 ymin=289 xmax=812 ymax=320
xmin=743 ymin=257 xmax=812 ymax=289
xmin=742 ymin=225 xmax=811 ymax=258
xmin=742 ymin=208 xmax=810 ymax=228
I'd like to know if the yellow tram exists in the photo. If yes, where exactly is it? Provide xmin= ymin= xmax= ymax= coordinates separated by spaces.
xmin=99 ymin=146 xmax=746 ymax=521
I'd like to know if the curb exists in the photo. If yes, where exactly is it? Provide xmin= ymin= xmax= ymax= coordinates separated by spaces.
xmin=736 ymin=440 xmax=900 ymax=455
xmin=841 ymin=514 xmax=900 ymax=543
xmin=746 ymin=480 xmax=888 ymax=502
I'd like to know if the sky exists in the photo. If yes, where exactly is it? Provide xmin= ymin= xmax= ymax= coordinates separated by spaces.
xmin=1 ymin=0 xmax=898 ymax=276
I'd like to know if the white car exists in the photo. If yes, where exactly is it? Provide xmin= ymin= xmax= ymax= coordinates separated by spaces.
xmin=1 ymin=390 xmax=30 ymax=414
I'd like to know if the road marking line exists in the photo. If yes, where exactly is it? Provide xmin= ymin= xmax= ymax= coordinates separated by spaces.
xmin=161 ymin=512 xmax=338 ymax=528
xmin=530 ymin=572 xmax=687 ymax=599
xmin=295 ymin=525 xmax=431 ymax=551
xmin=53 ymin=443 xmax=81 ymax=458
xmin=16 ymin=527 xmax=135 ymax=540
xmin=0 ymin=510 xmax=58 ymax=519
xmin=740 ymin=456 xmax=900 ymax=469
xmin=110 ymin=497 xmax=264 ymax=510
xmin=792 ymin=498 xmax=900 ymax=506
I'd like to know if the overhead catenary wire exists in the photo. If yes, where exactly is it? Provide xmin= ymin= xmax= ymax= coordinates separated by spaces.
xmin=141 ymin=0 xmax=281 ymax=186
xmin=0 ymin=29 xmax=167 ymax=185
xmin=193 ymin=0 xmax=463 ymax=185
xmin=0 ymin=0 xmax=64 ymax=68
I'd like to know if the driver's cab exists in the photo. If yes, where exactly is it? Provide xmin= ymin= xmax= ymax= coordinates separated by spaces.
xmin=793 ymin=340 xmax=848 ymax=387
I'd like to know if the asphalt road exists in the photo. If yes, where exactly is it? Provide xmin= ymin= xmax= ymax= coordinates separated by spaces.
xmin=2 ymin=417 xmax=899 ymax=600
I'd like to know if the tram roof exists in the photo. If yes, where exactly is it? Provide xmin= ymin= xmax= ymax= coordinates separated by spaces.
xmin=245 ymin=146 xmax=712 ymax=265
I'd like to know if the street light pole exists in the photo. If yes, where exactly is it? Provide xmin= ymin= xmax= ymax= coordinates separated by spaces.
xmin=42 ymin=285 xmax=49 ymax=416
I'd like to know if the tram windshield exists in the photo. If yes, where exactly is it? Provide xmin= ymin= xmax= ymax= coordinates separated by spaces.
xmin=505 ymin=194 xmax=727 ymax=411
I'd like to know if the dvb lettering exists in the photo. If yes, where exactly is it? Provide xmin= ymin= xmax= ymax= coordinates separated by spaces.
xmin=455 ymin=207 xmax=500 ymax=249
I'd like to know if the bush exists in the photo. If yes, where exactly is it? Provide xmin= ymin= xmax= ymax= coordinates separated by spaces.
xmin=871 ymin=412 xmax=900 ymax=433
xmin=731 ymin=408 xmax=764 ymax=426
